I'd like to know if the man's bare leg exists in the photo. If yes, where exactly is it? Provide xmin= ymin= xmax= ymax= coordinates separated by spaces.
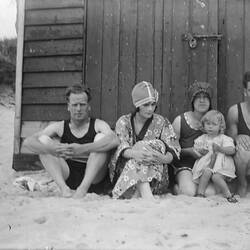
xmin=73 ymin=134 xmax=108 ymax=198
xmin=39 ymin=154 xmax=72 ymax=197
xmin=234 ymin=150 xmax=250 ymax=197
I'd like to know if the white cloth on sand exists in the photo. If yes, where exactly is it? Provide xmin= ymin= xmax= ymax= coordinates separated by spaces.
xmin=13 ymin=176 xmax=53 ymax=192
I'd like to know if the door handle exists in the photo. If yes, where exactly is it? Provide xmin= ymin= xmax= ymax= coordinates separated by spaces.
xmin=182 ymin=33 xmax=223 ymax=49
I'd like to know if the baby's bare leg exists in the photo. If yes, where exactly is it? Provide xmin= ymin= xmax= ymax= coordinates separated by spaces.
xmin=197 ymin=168 xmax=213 ymax=196
xmin=212 ymin=173 xmax=232 ymax=198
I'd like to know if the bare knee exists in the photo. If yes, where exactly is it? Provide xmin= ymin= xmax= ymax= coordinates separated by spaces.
xmin=211 ymin=173 xmax=223 ymax=183
xmin=90 ymin=133 xmax=109 ymax=159
xmin=204 ymin=183 xmax=217 ymax=196
xmin=178 ymin=183 xmax=196 ymax=196
xmin=94 ymin=133 xmax=106 ymax=141
xmin=39 ymin=153 xmax=55 ymax=164
xmin=235 ymin=149 xmax=250 ymax=167
xmin=176 ymin=170 xmax=196 ymax=196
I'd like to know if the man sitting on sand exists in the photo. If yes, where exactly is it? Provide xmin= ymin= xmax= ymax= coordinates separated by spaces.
xmin=227 ymin=71 xmax=250 ymax=197
xmin=23 ymin=84 xmax=119 ymax=198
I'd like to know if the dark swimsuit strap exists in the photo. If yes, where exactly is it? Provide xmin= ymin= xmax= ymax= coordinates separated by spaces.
xmin=130 ymin=112 xmax=153 ymax=144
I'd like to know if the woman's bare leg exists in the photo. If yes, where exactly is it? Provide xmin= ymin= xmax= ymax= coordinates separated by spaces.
xmin=137 ymin=182 xmax=154 ymax=200
xmin=176 ymin=170 xmax=196 ymax=196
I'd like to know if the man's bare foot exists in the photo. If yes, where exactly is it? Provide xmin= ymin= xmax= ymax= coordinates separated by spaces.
xmin=73 ymin=187 xmax=88 ymax=199
xmin=238 ymin=184 xmax=247 ymax=197
xmin=61 ymin=187 xmax=73 ymax=198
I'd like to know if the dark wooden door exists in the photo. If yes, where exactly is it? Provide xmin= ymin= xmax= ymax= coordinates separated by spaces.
xmin=170 ymin=0 xmax=219 ymax=119
xmin=83 ymin=0 xmax=220 ymax=124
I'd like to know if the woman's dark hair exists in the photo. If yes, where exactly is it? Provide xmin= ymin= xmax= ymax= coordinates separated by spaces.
xmin=65 ymin=84 xmax=91 ymax=102
xmin=191 ymin=92 xmax=212 ymax=111
xmin=132 ymin=105 xmax=158 ymax=116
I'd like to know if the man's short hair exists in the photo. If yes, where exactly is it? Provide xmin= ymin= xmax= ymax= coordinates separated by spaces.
xmin=65 ymin=84 xmax=91 ymax=102
xmin=243 ymin=71 xmax=250 ymax=88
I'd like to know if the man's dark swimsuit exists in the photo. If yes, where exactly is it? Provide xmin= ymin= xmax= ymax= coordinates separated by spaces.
xmin=61 ymin=118 xmax=111 ymax=194
xmin=237 ymin=103 xmax=250 ymax=136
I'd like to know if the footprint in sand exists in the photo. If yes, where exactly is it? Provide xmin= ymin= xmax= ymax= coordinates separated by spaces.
xmin=34 ymin=216 xmax=47 ymax=224
xmin=63 ymin=210 xmax=71 ymax=217
xmin=126 ymin=208 xmax=146 ymax=214
xmin=18 ymin=198 xmax=30 ymax=206
xmin=183 ymin=243 xmax=200 ymax=248
xmin=215 ymin=242 xmax=231 ymax=248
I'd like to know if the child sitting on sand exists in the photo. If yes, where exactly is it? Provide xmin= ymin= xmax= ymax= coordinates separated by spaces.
xmin=192 ymin=110 xmax=238 ymax=203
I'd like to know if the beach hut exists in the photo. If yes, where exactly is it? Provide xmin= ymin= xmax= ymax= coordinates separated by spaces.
xmin=13 ymin=0 xmax=250 ymax=170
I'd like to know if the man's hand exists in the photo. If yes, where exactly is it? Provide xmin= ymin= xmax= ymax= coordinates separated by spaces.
xmin=235 ymin=134 xmax=250 ymax=151
xmin=56 ymin=143 xmax=89 ymax=160
xmin=54 ymin=143 xmax=73 ymax=159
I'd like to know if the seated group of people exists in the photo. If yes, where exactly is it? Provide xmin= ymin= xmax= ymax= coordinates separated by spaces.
xmin=23 ymin=72 xmax=250 ymax=201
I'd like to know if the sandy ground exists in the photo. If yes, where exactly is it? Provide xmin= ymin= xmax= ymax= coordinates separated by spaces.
xmin=1 ymin=103 xmax=250 ymax=250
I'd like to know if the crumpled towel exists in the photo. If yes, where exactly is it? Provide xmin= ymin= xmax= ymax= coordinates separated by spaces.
xmin=13 ymin=176 xmax=53 ymax=192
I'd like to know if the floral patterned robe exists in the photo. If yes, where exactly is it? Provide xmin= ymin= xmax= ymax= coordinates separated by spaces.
xmin=109 ymin=113 xmax=180 ymax=198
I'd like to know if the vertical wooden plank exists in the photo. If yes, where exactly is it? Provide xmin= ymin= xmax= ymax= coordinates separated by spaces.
xmin=225 ymin=0 xmax=244 ymax=109
xmin=189 ymin=0 xmax=208 ymax=84
xmin=171 ymin=0 xmax=190 ymax=119
xmin=101 ymin=0 xmax=120 ymax=127
xmin=218 ymin=0 xmax=227 ymax=114
xmin=82 ymin=0 xmax=87 ymax=87
xmin=136 ymin=0 xmax=154 ymax=83
xmin=85 ymin=0 xmax=103 ymax=118
xmin=118 ymin=0 xmax=137 ymax=116
xmin=207 ymin=0 xmax=218 ymax=109
xmin=244 ymin=1 xmax=250 ymax=72
xmin=153 ymin=0 xmax=164 ymax=115
xmin=161 ymin=0 xmax=173 ymax=118
xmin=14 ymin=0 xmax=25 ymax=154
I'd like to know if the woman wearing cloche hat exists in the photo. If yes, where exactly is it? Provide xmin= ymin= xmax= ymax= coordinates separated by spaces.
xmin=109 ymin=81 xmax=180 ymax=199
xmin=172 ymin=81 xmax=217 ymax=197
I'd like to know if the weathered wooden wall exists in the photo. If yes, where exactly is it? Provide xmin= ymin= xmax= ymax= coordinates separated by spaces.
xmin=14 ymin=0 xmax=250 ymax=169
xmin=218 ymin=0 xmax=249 ymax=114
xmin=22 ymin=0 xmax=85 ymax=122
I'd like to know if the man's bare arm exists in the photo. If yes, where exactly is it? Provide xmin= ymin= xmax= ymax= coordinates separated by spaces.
xmin=22 ymin=121 xmax=63 ymax=155
xmin=226 ymin=104 xmax=238 ymax=140
xmin=227 ymin=104 xmax=250 ymax=150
